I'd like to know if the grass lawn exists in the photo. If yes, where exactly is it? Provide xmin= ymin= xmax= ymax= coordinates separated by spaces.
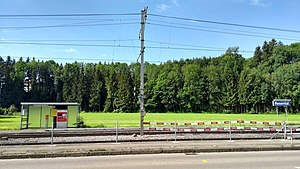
xmin=1 ymin=113 xmax=299 ymax=130
xmin=0 ymin=115 xmax=20 ymax=130
xmin=80 ymin=112 xmax=300 ymax=128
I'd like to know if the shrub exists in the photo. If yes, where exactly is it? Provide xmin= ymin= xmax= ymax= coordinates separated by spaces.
xmin=7 ymin=104 xmax=17 ymax=115
xmin=0 ymin=108 xmax=7 ymax=115
xmin=77 ymin=117 xmax=85 ymax=128
xmin=248 ymin=108 xmax=257 ymax=114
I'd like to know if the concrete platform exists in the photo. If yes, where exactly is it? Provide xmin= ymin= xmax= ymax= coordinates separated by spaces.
xmin=1 ymin=139 xmax=300 ymax=159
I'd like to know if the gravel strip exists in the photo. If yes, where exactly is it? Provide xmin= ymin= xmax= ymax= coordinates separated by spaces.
xmin=0 ymin=133 xmax=287 ymax=145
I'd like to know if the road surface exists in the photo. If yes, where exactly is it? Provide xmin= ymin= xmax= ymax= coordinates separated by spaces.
xmin=1 ymin=151 xmax=300 ymax=169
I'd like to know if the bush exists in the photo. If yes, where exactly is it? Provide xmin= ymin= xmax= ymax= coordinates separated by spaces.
xmin=7 ymin=104 xmax=17 ymax=115
xmin=223 ymin=109 xmax=236 ymax=114
xmin=0 ymin=105 xmax=18 ymax=116
xmin=0 ymin=108 xmax=7 ymax=115
xmin=77 ymin=116 xmax=85 ymax=128
xmin=248 ymin=108 xmax=258 ymax=114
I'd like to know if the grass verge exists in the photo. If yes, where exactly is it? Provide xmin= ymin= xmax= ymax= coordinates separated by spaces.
xmin=0 ymin=115 xmax=20 ymax=130
xmin=80 ymin=112 xmax=300 ymax=128
xmin=1 ymin=113 xmax=299 ymax=130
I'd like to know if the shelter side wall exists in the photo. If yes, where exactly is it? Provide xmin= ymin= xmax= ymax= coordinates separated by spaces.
xmin=41 ymin=106 xmax=51 ymax=128
xmin=28 ymin=106 xmax=51 ymax=128
xmin=68 ymin=106 xmax=78 ymax=127
xmin=28 ymin=106 xmax=41 ymax=128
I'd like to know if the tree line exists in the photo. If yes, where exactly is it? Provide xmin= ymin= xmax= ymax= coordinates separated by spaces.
xmin=1 ymin=39 xmax=300 ymax=113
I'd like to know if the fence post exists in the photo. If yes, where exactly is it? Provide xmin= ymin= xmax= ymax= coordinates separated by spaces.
xmin=116 ymin=120 xmax=118 ymax=143
xmin=174 ymin=121 xmax=177 ymax=142
xmin=284 ymin=121 xmax=287 ymax=140
xmin=51 ymin=121 xmax=54 ymax=145
xmin=45 ymin=115 xmax=49 ymax=129
xmin=290 ymin=127 xmax=293 ymax=145
xmin=229 ymin=121 xmax=232 ymax=142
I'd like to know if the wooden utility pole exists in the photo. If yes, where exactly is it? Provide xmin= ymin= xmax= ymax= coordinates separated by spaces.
xmin=139 ymin=7 xmax=147 ymax=135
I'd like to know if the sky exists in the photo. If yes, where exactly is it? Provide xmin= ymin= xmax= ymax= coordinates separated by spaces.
xmin=0 ymin=0 xmax=300 ymax=64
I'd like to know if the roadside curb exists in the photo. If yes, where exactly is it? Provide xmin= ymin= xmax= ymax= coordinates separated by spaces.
xmin=1 ymin=145 xmax=300 ymax=159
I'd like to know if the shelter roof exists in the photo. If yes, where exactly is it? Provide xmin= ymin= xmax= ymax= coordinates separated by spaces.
xmin=21 ymin=102 xmax=80 ymax=106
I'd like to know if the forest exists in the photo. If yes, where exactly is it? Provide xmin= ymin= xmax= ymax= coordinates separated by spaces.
xmin=1 ymin=39 xmax=300 ymax=113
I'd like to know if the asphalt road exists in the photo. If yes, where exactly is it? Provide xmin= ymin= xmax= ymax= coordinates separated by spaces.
xmin=1 ymin=151 xmax=300 ymax=169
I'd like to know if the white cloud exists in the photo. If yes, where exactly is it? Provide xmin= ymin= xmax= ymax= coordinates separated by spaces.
xmin=156 ymin=0 xmax=180 ymax=12
xmin=0 ymin=29 xmax=11 ymax=33
xmin=172 ymin=0 xmax=179 ymax=7
xmin=250 ymin=0 xmax=266 ymax=6
xmin=64 ymin=48 xmax=78 ymax=53
xmin=157 ymin=4 xmax=170 ymax=12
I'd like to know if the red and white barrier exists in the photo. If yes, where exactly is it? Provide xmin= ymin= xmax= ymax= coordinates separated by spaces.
xmin=146 ymin=126 xmax=300 ymax=132
xmin=144 ymin=120 xmax=283 ymax=126
xmin=144 ymin=120 xmax=300 ymax=133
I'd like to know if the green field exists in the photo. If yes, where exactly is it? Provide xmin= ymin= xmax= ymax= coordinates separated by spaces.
xmin=0 ymin=115 xmax=20 ymax=130
xmin=1 ymin=113 xmax=299 ymax=130
xmin=80 ymin=113 xmax=300 ymax=128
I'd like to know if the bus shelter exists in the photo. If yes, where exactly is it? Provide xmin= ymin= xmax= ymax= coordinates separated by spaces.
xmin=20 ymin=102 xmax=80 ymax=129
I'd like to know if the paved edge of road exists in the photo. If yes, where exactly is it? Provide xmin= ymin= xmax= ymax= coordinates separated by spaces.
xmin=1 ymin=144 xmax=300 ymax=159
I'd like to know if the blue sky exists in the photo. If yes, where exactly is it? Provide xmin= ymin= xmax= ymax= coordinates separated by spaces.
xmin=0 ymin=0 xmax=300 ymax=64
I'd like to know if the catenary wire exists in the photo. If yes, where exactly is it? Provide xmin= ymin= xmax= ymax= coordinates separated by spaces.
xmin=1 ymin=39 xmax=224 ymax=50
xmin=5 ymin=56 xmax=161 ymax=63
xmin=148 ymin=13 xmax=300 ymax=34
xmin=2 ymin=39 xmax=139 ymax=42
xmin=147 ymin=22 xmax=300 ymax=41
xmin=0 ymin=18 xmax=138 ymax=21
xmin=146 ymin=40 xmax=226 ymax=50
xmin=0 ymin=22 xmax=139 ymax=30
xmin=0 ymin=41 xmax=254 ymax=53
xmin=148 ymin=19 xmax=300 ymax=40
xmin=0 ymin=13 xmax=140 ymax=17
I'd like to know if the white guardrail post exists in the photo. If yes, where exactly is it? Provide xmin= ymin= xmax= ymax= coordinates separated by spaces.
xmin=116 ymin=120 xmax=118 ymax=143
xmin=229 ymin=121 xmax=232 ymax=142
xmin=284 ymin=121 xmax=287 ymax=140
xmin=174 ymin=121 xmax=177 ymax=142
xmin=51 ymin=121 xmax=54 ymax=145
xmin=290 ymin=126 xmax=293 ymax=145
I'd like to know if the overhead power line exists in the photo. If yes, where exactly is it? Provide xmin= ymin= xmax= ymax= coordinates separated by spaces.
xmin=0 ymin=22 xmax=139 ymax=30
xmin=0 ymin=41 xmax=253 ymax=53
xmin=147 ymin=46 xmax=253 ymax=53
xmin=148 ymin=13 xmax=300 ymax=34
xmin=0 ymin=39 xmax=240 ymax=50
xmin=5 ymin=56 xmax=161 ymax=63
xmin=148 ymin=22 xmax=300 ymax=41
xmin=148 ymin=19 xmax=300 ymax=40
xmin=29 ymin=57 xmax=161 ymax=63
xmin=2 ymin=39 xmax=238 ymax=51
xmin=0 ymin=18 xmax=138 ymax=22
xmin=3 ymin=39 xmax=138 ymax=42
xmin=0 ymin=41 xmax=139 ymax=48
xmin=146 ymin=40 xmax=226 ymax=50
xmin=0 ymin=13 xmax=140 ymax=17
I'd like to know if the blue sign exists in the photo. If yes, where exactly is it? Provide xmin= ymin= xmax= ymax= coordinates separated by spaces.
xmin=272 ymin=99 xmax=291 ymax=107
